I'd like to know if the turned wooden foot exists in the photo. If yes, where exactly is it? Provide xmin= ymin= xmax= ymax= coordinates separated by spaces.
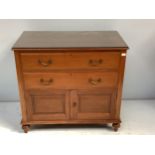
xmin=112 ymin=123 xmax=120 ymax=132
xmin=22 ymin=125 xmax=30 ymax=133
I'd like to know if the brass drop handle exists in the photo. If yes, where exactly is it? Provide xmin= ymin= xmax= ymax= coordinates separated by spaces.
xmin=88 ymin=78 xmax=102 ymax=85
xmin=38 ymin=59 xmax=52 ymax=67
xmin=89 ymin=59 xmax=103 ymax=66
xmin=40 ymin=78 xmax=53 ymax=85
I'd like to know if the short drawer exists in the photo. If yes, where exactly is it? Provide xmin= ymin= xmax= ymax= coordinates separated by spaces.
xmin=20 ymin=52 xmax=120 ymax=71
xmin=23 ymin=72 xmax=118 ymax=89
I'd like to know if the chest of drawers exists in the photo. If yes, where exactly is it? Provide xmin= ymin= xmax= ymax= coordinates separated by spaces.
xmin=13 ymin=31 xmax=128 ymax=133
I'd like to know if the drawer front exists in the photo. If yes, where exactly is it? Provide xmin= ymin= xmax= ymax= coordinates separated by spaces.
xmin=20 ymin=52 xmax=120 ymax=71
xmin=24 ymin=72 xmax=118 ymax=90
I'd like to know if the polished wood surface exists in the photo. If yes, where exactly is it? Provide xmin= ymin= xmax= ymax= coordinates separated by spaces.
xmin=25 ymin=90 xmax=70 ymax=121
xmin=23 ymin=72 xmax=118 ymax=89
xmin=73 ymin=89 xmax=116 ymax=120
xmin=12 ymin=31 xmax=128 ymax=49
xmin=20 ymin=52 xmax=120 ymax=71
xmin=13 ymin=31 xmax=128 ymax=133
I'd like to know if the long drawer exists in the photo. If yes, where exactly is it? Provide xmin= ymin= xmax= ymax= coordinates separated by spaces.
xmin=23 ymin=72 xmax=118 ymax=89
xmin=20 ymin=52 xmax=121 ymax=71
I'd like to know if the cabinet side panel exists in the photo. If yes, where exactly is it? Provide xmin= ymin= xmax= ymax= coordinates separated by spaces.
xmin=115 ymin=51 xmax=127 ymax=119
xmin=14 ymin=51 xmax=27 ymax=124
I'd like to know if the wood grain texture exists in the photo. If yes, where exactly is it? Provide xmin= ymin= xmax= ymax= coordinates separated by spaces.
xmin=20 ymin=52 xmax=121 ymax=71
xmin=14 ymin=52 xmax=27 ymax=124
xmin=74 ymin=89 xmax=116 ymax=120
xmin=23 ymin=71 xmax=118 ymax=90
xmin=13 ymin=31 xmax=128 ymax=132
xmin=115 ymin=51 xmax=127 ymax=120
xmin=25 ymin=119 xmax=121 ymax=125
xmin=12 ymin=31 xmax=128 ymax=49
xmin=25 ymin=90 xmax=70 ymax=121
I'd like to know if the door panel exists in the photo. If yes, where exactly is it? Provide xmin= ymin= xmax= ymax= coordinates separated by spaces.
xmin=71 ymin=89 xmax=116 ymax=120
xmin=32 ymin=95 xmax=65 ymax=114
xmin=79 ymin=95 xmax=110 ymax=113
xmin=25 ymin=90 xmax=69 ymax=121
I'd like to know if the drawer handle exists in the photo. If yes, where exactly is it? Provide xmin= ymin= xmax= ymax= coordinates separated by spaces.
xmin=88 ymin=78 xmax=102 ymax=85
xmin=38 ymin=60 xmax=52 ymax=67
xmin=89 ymin=59 xmax=103 ymax=67
xmin=40 ymin=78 xmax=53 ymax=85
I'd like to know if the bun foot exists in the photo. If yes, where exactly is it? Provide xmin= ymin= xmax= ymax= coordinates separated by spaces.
xmin=112 ymin=123 xmax=120 ymax=132
xmin=22 ymin=125 xmax=30 ymax=133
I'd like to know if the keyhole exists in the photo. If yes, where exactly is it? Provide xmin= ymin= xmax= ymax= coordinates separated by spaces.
xmin=73 ymin=102 xmax=76 ymax=107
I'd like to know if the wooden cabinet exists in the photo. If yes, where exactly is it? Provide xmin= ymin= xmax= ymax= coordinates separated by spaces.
xmin=13 ymin=31 xmax=128 ymax=133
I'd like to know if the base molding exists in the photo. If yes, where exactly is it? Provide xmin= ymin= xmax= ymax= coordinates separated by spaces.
xmin=21 ymin=119 xmax=121 ymax=133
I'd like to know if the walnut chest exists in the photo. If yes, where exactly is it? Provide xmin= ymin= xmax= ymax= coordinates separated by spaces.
xmin=12 ymin=31 xmax=128 ymax=133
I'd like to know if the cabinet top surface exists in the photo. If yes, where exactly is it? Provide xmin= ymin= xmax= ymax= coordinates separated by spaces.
xmin=12 ymin=31 xmax=128 ymax=50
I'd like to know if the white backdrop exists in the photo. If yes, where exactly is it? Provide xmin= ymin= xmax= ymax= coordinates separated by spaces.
xmin=0 ymin=19 xmax=155 ymax=101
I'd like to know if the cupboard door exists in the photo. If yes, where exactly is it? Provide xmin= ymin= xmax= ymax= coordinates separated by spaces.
xmin=70 ymin=89 xmax=116 ymax=120
xmin=25 ymin=90 xmax=70 ymax=121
